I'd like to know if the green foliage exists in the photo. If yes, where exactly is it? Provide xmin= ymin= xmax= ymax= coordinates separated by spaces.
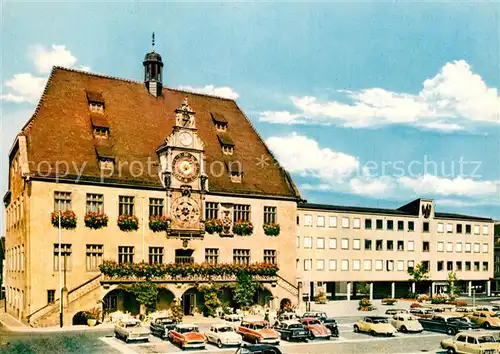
xmin=125 ymin=282 xmax=158 ymax=312
xmin=233 ymin=273 xmax=260 ymax=309
xmin=445 ymin=271 xmax=462 ymax=300
xmin=408 ymin=262 xmax=429 ymax=283
xmin=356 ymin=282 xmax=370 ymax=296
xmin=198 ymin=283 xmax=223 ymax=317
xmin=314 ymin=291 xmax=327 ymax=304
xmin=171 ymin=299 xmax=183 ymax=323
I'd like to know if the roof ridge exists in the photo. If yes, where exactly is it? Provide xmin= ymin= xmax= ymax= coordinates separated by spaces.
xmin=53 ymin=66 xmax=237 ymax=101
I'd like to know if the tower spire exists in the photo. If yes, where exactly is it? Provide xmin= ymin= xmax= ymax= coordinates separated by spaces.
xmin=152 ymin=32 xmax=155 ymax=51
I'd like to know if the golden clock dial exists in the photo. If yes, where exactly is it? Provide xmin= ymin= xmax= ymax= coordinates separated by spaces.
xmin=172 ymin=152 xmax=200 ymax=183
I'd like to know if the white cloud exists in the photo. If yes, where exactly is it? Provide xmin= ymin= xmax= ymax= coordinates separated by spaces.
xmin=267 ymin=133 xmax=500 ymax=205
xmin=435 ymin=199 xmax=500 ymax=207
xmin=266 ymin=133 xmax=360 ymax=182
xmin=178 ymin=84 xmax=239 ymax=100
xmin=260 ymin=60 xmax=500 ymax=131
xmin=29 ymin=44 xmax=78 ymax=74
xmin=1 ymin=73 xmax=47 ymax=104
xmin=2 ymin=44 xmax=90 ymax=105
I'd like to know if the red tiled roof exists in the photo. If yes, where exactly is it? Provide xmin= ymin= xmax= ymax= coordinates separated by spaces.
xmin=21 ymin=67 xmax=301 ymax=199
xmin=90 ymin=113 xmax=110 ymax=128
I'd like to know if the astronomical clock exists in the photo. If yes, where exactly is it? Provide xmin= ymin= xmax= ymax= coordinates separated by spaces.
xmin=157 ymin=98 xmax=208 ymax=238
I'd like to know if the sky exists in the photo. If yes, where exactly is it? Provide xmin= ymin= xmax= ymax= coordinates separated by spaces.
xmin=1 ymin=1 xmax=499 ymax=233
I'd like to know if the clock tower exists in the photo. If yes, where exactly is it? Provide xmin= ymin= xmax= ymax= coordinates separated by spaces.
xmin=157 ymin=97 xmax=207 ymax=238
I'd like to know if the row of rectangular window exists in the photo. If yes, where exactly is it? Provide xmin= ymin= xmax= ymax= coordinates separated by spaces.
xmin=52 ymin=244 xmax=277 ymax=271
xmin=5 ymin=194 xmax=24 ymax=230
xmin=54 ymin=193 xmax=277 ymax=223
xmin=5 ymin=245 xmax=25 ymax=272
xmin=298 ymin=236 xmax=489 ymax=253
xmin=299 ymin=259 xmax=489 ymax=272
xmin=300 ymin=214 xmax=489 ymax=235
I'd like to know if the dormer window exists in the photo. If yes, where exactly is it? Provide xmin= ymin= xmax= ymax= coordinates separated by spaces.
xmin=211 ymin=112 xmax=228 ymax=132
xmin=86 ymin=91 xmax=105 ymax=113
xmin=217 ymin=135 xmax=234 ymax=155
xmin=94 ymin=127 xmax=109 ymax=138
xmin=230 ymin=170 xmax=242 ymax=183
xmin=99 ymin=158 xmax=114 ymax=170
xmin=227 ymin=161 xmax=243 ymax=183
xmin=90 ymin=113 xmax=110 ymax=139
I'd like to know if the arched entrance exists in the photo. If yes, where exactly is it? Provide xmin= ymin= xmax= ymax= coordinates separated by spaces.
xmin=181 ymin=287 xmax=203 ymax=315
xmin=157 ymin=287 xmax=175 ymax=310
xmin=255 ymin=287 xmax=274 ymax=307
xmin=72 ymin=311 xmax=88 ymax=325
xmin=103 ymin=288 xmax=139 ymax=315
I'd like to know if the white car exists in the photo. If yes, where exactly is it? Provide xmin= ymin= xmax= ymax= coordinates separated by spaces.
xmin=114 ymin=319 xmax=150 ymax=343
xmin=205 ymin=324 xmax=243 ymax=348
xmin=390 ymin=314 xmax=424 ymax=333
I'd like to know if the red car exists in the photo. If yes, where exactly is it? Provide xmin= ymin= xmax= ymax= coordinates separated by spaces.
xmin=237 ymin=320 xmax=280 ymax=345
xmin=300 ymin=318 xmax=332 ymax=340
xmin=168 ymin=324 xmax=206 ymax=350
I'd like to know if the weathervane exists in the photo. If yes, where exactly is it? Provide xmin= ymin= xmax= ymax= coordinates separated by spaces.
xmin=152 ymin=32 xmax=155 ymax=51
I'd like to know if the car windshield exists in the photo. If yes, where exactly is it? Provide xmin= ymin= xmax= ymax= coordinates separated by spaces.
xmin=449 ymin=317 xmax=468 ymax=323
xmin=288 ymin=324 xmax=304 ymax=329
xmin=254 ymin=323 xmax=268 ymax=330
xmin=159 ymin=319 xmax=174 ymax=324
xmin=477 ymin=336 xmax=497 ymax=343
xmin=308 ymin=320 xmax=321 ymax=325
xmin=218 ymin=327 xmax=234 ymax=333
xmin=178 ymin=327 xmax=198 ymax=333
xmin=125 ymin=322 xmax=140 ymax=328
xmin=372 ymin=318 xmax=388 ymax=324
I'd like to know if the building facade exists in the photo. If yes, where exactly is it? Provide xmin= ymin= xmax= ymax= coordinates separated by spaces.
xmin=494 ymin=223 xmax=500 ymax=294
xmin=296 ymin=199 xmax=494 ymax=301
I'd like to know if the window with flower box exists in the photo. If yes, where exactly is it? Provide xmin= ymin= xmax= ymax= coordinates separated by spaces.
xmin=54 ymin=192 xmax=71 ymax=211
xmin=86 ymin=194 xmax=104 ymax=213
xmin=119 ymin=196 xmax=135 ymax=216
xmin=149 ymin=247 xmax=164 ymax=264
xmin=205 ymin=202 xmax=219 ymax=220
xmin=234 ymin=204 xmax=250 ymax=222
xmin=86 ymin=244 xmax=103 ymax=271
xmin=233 ymin=249 xmax=250 ymax=265
xmin=264 ymin=206 xmax=277 ymax=224
xmin=149 ymin=198 xmax=164 ymax=217
xmin=205 ymin=248 xmax=219 ymax=265
xmin=118 ymin=246 xmax=134 ymax=264
xmin=53 ymin=244 xmax=72 ymax=271
xmin=264 ymin=249 xmax=276 ymax=264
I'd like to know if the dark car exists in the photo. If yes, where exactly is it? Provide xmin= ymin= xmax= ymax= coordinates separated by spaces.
xmin=301 ymin=311 xmax=328 ymax=322
xmin=418 ymin=315 xmax=475 ymax=335
xmin=322 ymin=318 xmax=339 ymax=337
xmin=150 ymin=317 xmax=178 ymax=339
xmin=235 ymin=344 xmax=283 ymax=354
xmin=385 ymin=309 xmax=408 ymax=316
xmin=274 ymin=320 xmax=308 ymax=342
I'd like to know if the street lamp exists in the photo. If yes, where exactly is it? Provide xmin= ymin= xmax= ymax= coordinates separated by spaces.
xmin=471 ymin=285 xmax=482 ymax=308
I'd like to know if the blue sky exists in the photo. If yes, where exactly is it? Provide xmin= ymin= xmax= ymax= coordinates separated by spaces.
xmin=1 ymin=2 xmax=499 ymax=232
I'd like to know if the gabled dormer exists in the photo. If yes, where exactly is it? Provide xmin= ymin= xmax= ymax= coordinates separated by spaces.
xmin=217 ymin=134 xmax=234 ymax=155
xmin=211 ymin=112 xmax=228 ymax=132
xmin=86 ymin=90 xmax=105 ymax=113
xmin=90 ymin=113 xmax=110 ymax=138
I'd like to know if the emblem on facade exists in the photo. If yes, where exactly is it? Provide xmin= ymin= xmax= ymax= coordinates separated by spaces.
xmin=421 ymin=204 xmax=432 ymax=219
xmin=221 ymin=209 xmax=233 ymax=237
xmin=171 ymin=197 xmax=200 ymax=226
xmin=182 ymin=239 xmax=189 ymax=248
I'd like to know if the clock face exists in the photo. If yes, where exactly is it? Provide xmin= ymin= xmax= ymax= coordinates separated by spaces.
xmin=179 ymin=132 xmax=193 ymax=146
xmin=172 ymin=152 xmax=200 ymax=183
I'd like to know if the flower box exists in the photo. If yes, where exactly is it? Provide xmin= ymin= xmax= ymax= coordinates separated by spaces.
xmin=149 ymin=215 xmax=169 ymax=232
xmin=205 ymin=218 xmax=223 ymax=234
xmin=84 ymin=212 xmax=109 ymax=230
xmin=381 ymin=298 xmax=397 ymax=305
xmin=263 ymin=222 xmax=280 ymax=236
xmin=117 ymin=214 xmax=139 ymax=232
xmin=358 ymin=298 xmax=375 ymax=311
xmin=233 ymin=220 xmax=253 ymax=236
xmin=51 ymin=210 xmax=77 ymax=230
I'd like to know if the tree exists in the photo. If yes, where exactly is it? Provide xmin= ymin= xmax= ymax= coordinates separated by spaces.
xmin=408 ymin=262 xmax=429 ymax=293
xmin=233 ymin=273 xmax=260 ymax=309
xmin=445 ymin=271 xmax=462 ymax=300
xmin=128 ymin=282 xmax=158 ymax=314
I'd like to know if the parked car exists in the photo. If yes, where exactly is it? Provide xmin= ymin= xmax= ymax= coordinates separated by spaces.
xmin=353 ymin=316 xmax=396 ymax=337
xmin=235 ymin=344 xmax=283 ymax=354
xmin=492 ymin=305 xmax=500 ymax=312
xmin=273 ymin=312 xmax=300 ymax=326
xmin=150 ymin=317 xmax=177 ymax=339
xmin=300 ymin=318 xmax=332 ymax=340
xmin=440 ymin=331 xmax=499 ymax=354
xmin=385 ymin=309 xmax=408 ymax=316
xmin=114 ymin=319 xmax=150 ymax=343
xmin=301 ymin=311 xmax=328 ymax=322
xmin=168 ymin=324 xmax=206 ymax=350
xmin=237 ymin=320 xmax=280 ymax=345
xmin=418 ymin=315 xmax=475 ymax=335
xmin=274 ymin=320 xmax=308 ymax=342
xmin=466 ymin=311 xmax=500 ymax=329
xmin=322 ymin=318 xmax=339 ymax=337
xmin=225 ymin=313 xmax=243 ymax=323
xmin=410 ymin=308 xmax=437 ymax=318
xmin=475 ymin=306 xmax=493 ymax=312
xmin=390 ymin=314 xmax=423 ymax=333
xmin=205 ymin=323 xmax=243 ymax=348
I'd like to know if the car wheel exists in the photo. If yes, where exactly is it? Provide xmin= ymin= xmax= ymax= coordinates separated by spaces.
xmin=125 ymin=337 xmax=129 ymax=344
xmin=447 ymin=347 xmax=456 ymax=354
xmin=483 ymin=322 xmax=491 ymax=329
xmin=353 ymin=325 xmax=359 ymax=333
xmin=309 ymin=332 xmax=315 ymax=340
xmin=217 ymin=340 xmax=223 ymax=348
xmin=400 ymin=326 xmax=407 ymax=333
xmin=181 ymin=343 xmax=185 ymax=350
xmin=446 ymin=327 xmax=455 ymax=335
xmin=370 ymin=330 xmax=376 ymax=337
